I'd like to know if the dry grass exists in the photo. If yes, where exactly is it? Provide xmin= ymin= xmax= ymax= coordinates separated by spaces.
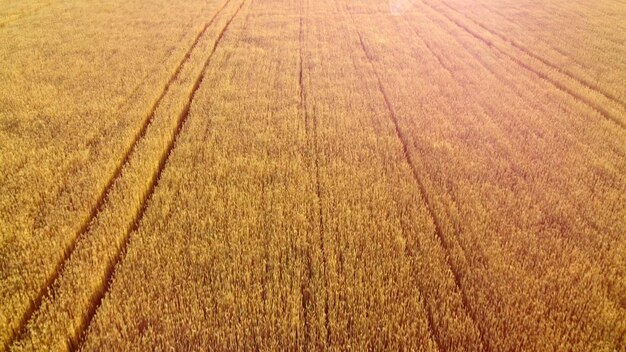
xmin=1 ymin=0 xmax=624 ymax=350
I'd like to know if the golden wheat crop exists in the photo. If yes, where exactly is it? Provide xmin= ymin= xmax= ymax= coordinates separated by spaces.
xmin=1 ymin=0 xmax=624 ymax=350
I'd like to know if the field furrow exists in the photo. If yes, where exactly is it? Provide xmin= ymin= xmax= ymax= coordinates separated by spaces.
xmin=77 ymin=0 xmax=247 ymax=341
xmin=436 ymin=0 xmax=626 ymax=110
xmin=361 ymin=16 xmax=468 ymax=351
xmin=308 ymin=0 xmax=486 ymax=349
xmin=343 ymin=0 xmax=625 ymax=349
xmin=416 ymin=0 xmax=626 ymax=313
xmin=8 ymin=1 xmax=248 ymax=350
xmin=6 ymin=2 xmax=234 ymax=347
xmin=296 ymin=1 xmax=324 ymax=349
xmin=79 ymin=2 xmax=310 ymax=348
xmin=341 ymin=4 xmax=490 ymax=350
xmin=418 ymin=0 xmax=626 ymax=130
xmin=439 ymin=0 xmax=626 ymax=101
xmin=0 ymin=0 xmax=231 ymax=347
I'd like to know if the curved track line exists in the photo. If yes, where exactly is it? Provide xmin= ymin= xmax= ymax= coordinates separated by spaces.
xmin=437 ymin=0 xmax=626 ymax=110
xmin=469 ymin=3 xmax=611 ymax=70
xmin=418 ymin=0 xmax=625 ymax=130
xmin=354 ymin=26 xmax=486 ymax=350
xmin=351 ymin=26 xmax=444 ymax=351
xmin=298 ymin=0 xmax=331 ymax=347
xmin=73 ymin=1 xmax=246 ymax=349
xmin=339 ymin=6 xmax=465 ymax=352
xmin=406 ymin=3 xmax=626 ymax=315
xmin=341 ymin=3 xmax=492 ymax=351
xmin=5 ymin=1 xmax=232 ymax=350
xmin=298 ymin=5 xmax=312 ymax=350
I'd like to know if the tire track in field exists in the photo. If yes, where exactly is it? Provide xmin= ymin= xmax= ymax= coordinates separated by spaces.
xmin=404 ymin=7 xmax=626 ymax=315
xmin=398 ymin=13 xmax=568 ymax=176
xmin=350 ymin=26 xmax=445 ymax=350
xmin=406 ymin=9 xmax=624 ymax=175
xmin=437 ymin=0 xmax=626 ymax=109
xmin=352 ymin=28 xmax=480 ymax=352
xmin=341 ymin=4 xmax=489 ymax=351
xmin=30 ymin=14 xmax=207 ymax=232
xmin=418 ymin=0 xmax=626 ymax=130
xmin=297 ymin=6 xmax=312 ymax=350
xmin=396 ymin=16 xmax=506 ymax=350
xmin=402 ymin=7 xmax=622 ymax=266
xmin=73 ymin=1 xmax=246 ymax=348
xmin=298 ymin=0 xmax=331 ymax=347
xmin=464 ymin=3 xmax=600 ymax=71
xmin=400 ymin=4 xmax=626 ymax=344
xmin=5 ymin=1 xmax=233 ymax=349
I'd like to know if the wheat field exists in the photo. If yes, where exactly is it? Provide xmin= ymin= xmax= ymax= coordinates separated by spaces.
xmin=1 ymin=0 xmax=625 ymax=350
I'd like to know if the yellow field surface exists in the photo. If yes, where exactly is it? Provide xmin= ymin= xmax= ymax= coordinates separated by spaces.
xmin=1 ymin=0 xmax=624 ymax=350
